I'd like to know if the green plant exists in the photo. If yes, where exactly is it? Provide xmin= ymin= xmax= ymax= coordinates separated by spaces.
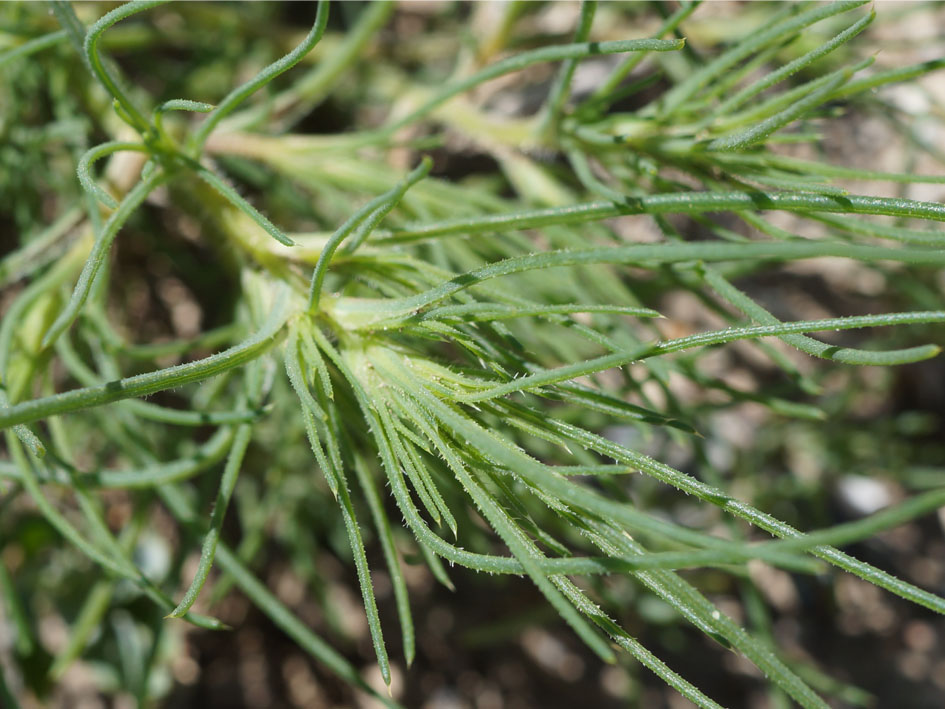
xmin=2 ymin=1 xmax=944 ymax=706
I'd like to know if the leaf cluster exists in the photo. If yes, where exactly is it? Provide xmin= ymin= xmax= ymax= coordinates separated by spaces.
xmin=2 ymin=2 xmax=945 ymax=707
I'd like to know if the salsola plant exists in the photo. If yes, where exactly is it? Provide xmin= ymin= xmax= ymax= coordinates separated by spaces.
xmin=2 ymin=1 xmax=944 ymax=706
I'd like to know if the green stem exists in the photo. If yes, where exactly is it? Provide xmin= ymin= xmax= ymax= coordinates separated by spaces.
xmin=190 ymin=0 xmax=330 ymax=153
xmin=0 ymin=29 xmax=67 ymax=69
xmin=381 ymin=37 xmax=684 ymax=139
xmin=43 ymin=167 xmax=169 ymax=347
xmin=308 ymin=158 xmax=432 ymax=311
xmin=3 ymin=288 xmax=290 ymax=430
xmin=374 ymin=191 xmax=945 ymax=245
xmin=84 ymin=0 xmax=172 ymax=133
